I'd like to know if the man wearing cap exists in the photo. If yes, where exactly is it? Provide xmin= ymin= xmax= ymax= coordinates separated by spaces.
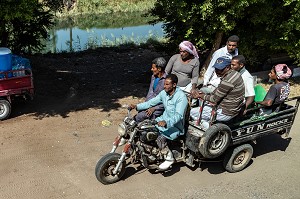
xmin=190 ymin=56 xmax=245 ymax=129
xmin=201 ymin=35 xmax=239 ymax=94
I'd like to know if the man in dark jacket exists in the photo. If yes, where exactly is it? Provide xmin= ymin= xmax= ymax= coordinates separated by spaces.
xmin=134 ymin=57 xmax=167 ymax=122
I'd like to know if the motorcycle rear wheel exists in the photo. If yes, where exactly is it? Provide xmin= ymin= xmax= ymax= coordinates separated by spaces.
xmin=95 ymin=153 xmax=126 ymax=185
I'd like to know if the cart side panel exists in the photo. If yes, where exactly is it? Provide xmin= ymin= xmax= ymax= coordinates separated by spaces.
xmin=231 ymin=112 xmax=295 ymax=145
xmin=0 ymin=76 xmax=32 ymax=90
xmin=0 ymin=69 xmax=34 ymax=99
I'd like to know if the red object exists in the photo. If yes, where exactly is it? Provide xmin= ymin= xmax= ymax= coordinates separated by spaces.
xmin=0 ymin=69 xmax=34 ymax=102
xmin=123 ymin=143 xmax=131 ymax=153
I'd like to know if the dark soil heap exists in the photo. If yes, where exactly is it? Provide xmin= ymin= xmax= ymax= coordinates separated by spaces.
xmin=22 ymin=47 xmax=165 ymax=118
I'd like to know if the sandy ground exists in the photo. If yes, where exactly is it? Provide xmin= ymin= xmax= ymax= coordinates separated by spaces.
xmin=1 ymin=47 xmax=300 ymax=199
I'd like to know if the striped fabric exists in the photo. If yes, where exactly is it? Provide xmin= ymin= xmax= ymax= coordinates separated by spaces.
xmin=204 ymin=69 xmax=245 ymax=116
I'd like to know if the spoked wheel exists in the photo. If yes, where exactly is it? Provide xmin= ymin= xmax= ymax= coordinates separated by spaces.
xmin=0 ymin=99 xmax=11 ymax=120
xmin=95 ymin=153 xmax=126 ymax=185
xmin=199 ymin=123 xmax=231 ymax=159
xmin=223 ymin=144 xmax=253 ymax=173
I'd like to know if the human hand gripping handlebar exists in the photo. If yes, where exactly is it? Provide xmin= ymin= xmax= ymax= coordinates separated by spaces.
xmin=127 ymin=104 xmax=136 ymax=111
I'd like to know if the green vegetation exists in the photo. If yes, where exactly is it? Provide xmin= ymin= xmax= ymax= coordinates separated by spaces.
xmin=0 ymin=0 xmax=157 ymax=54
xmin=0 ymin=0 xmax=56 ymax=53
xmin=150 ymin=0 xmax=300 ymax=70
xmin=85 ymin=33 xmax=166 ymax=49
xmin=58 ymin=0 xmax=156 ymax=16
xmin=54 ymin=12 xmax=156 ymax=29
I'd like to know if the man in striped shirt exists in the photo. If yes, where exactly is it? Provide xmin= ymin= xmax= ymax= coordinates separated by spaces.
xmin=190 ymin=56 xmax=245 ymax=129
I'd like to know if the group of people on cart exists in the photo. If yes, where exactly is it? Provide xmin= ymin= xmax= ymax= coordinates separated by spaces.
xmin=128 ymin=35 xmax=293 ymax=171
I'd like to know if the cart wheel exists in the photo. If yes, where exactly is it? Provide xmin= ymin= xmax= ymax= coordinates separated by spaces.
xmin=0 ymin=99 xmax=11 ymax=120
xmin=199 ymin=123 xmax=231 ymax=159
xmin=223 ymin=144 xmax=253 ymax=173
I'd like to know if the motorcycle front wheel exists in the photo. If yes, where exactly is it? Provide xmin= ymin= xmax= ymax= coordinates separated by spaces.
xmin=95 ymin=153 xmax=126 ymax=185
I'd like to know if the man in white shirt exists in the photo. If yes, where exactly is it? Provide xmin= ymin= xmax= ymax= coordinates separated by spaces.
xmin=231 ymin=55 xmax=255 ymax=113
xmin=202 ymin=35 xmax=239 ymax=93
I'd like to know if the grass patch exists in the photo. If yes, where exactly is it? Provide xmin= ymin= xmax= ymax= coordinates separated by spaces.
xmin=57 ymin=0 xmax=156 ymax=16
xmin=42 ymin=33 xmax=168 ymax=54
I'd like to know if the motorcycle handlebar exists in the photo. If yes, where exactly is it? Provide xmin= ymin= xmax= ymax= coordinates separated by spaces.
xmin=151 ymin=120 xmax=158 ymax=125
xmin=127 ymin=105 xmax=136 ymax=111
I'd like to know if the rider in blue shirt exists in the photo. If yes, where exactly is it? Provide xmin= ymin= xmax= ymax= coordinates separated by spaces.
xmin=130 ymin=74 xmax=188 ymax=170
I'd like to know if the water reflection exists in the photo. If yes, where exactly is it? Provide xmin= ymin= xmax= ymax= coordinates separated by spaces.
xmin=43 ymin=13 xmax=164 ymax=53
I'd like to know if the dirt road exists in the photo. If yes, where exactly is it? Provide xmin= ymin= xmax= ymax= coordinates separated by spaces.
xmin=1 ymin=47 xmax=300 ymax=199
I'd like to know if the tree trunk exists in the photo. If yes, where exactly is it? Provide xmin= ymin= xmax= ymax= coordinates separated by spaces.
xmin=202 ymin=32 xmax=224 ymax=70
xmin=0 ymin=21 xmax=9 ymax=47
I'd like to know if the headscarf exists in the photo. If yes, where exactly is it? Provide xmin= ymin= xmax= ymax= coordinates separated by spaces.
xmin=179 ymin=41 xmax=199 ymax=58
xmin=274 ymin=64 xmax=292 ymax=80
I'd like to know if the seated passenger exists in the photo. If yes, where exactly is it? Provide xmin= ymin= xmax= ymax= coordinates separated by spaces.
xmin=256 ymin=64 xmax=292 ymax=115
xmin=165 ymin=40 xmax=200 ymax=93
xmin=119 ymin=58 xmax=167 ymax=147
xmin=201 ymin=35 xmax=239 ymax=94
xmin=231 ymin=55 xmax=255 ymax=113
xmin=134 ymin=57 xmax=167 ymax=122
xmin=190 ymin=56 xmax=245 ymax=129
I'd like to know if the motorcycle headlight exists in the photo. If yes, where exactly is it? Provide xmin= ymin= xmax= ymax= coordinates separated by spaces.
xmin=118 ymin=123 xmax=126 ymax=136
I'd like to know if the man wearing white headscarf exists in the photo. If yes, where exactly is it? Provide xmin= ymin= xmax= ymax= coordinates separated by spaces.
xmin=165 ymin=41 xmax=200 ymax=93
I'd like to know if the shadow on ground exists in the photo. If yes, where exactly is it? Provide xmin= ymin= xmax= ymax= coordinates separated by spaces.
xmin=252 ymin=134 xmax=291 ymax=157
xmin=8 ymin=47 xmax=167 ymax=119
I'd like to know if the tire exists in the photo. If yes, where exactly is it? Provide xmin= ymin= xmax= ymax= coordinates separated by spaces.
xmin=223 ymin=144 xmax=253 ymax=173
xmin=95 ymin=153 xmax=126 ymax=185
xmin=0 ymin=99 xmax=11 ymax=120
xmin=199 ymin=123 xmax=231 ymax=159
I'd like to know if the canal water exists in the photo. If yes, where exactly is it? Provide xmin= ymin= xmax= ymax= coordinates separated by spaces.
xmin=43 ymin=13 xmax=164 ymax=53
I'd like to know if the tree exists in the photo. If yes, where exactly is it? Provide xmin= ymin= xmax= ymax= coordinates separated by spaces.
xmin=0 ymin=0 xmax=62 ymax=54
xmin=150 ymin=0 xmax=300 ymax=71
